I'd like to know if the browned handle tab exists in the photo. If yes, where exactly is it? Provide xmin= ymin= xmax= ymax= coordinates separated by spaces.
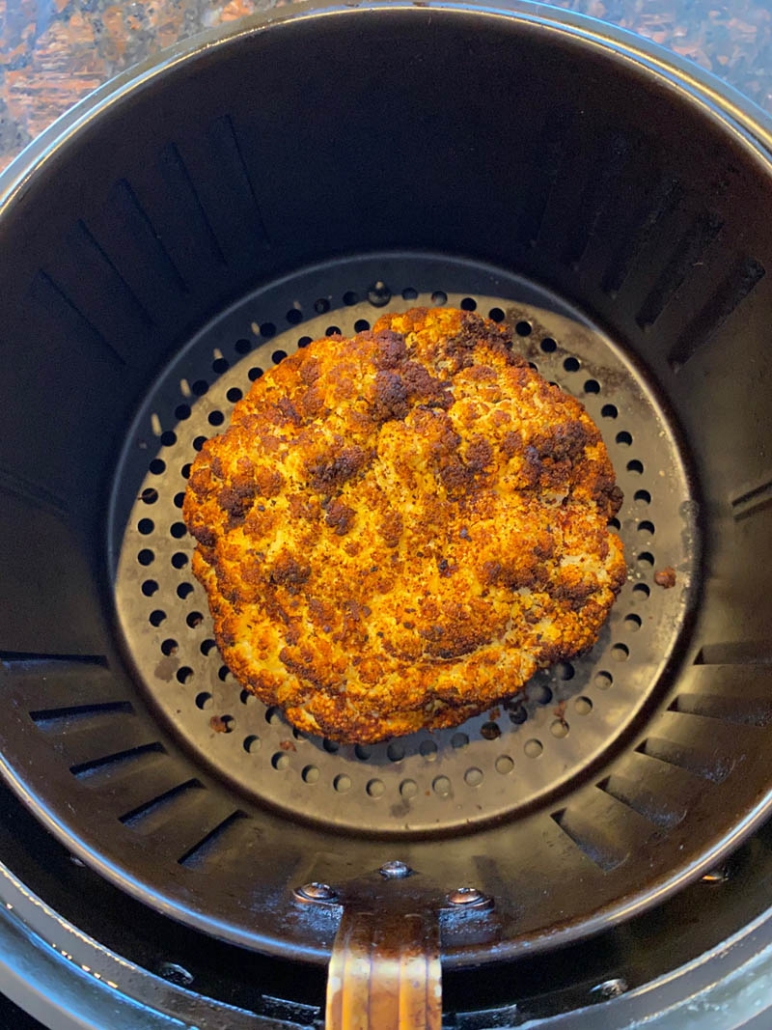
xmin=326 ymin=908 xmax=441 ymax=1030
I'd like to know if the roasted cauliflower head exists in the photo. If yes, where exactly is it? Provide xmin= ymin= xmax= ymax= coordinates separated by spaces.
xmin=183 ymin=308 xmax=626 ymax=743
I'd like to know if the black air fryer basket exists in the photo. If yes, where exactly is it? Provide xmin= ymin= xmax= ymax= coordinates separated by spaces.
xmin=1 ymin=1 xmax=772 ymax=1025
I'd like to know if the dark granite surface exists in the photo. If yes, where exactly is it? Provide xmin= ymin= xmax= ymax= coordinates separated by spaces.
xmin=0 ymin=0 xmax=771 ymax=173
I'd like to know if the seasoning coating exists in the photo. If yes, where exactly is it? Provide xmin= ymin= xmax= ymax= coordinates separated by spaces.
xmin=183 ymin=308 xmax=626 ymax=743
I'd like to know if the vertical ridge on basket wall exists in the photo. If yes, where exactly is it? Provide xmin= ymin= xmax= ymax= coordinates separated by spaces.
xmin=635 ymin=735 xmax=735 ymax=784
xmin=601 ymin=175 xmax=683 ymax=297
xmin=122 ymin=782 xmax=237 ymax=866
xmin=597 ymin=773 xmax=687 ymax=830
xmin=730 ymin=474 xmax=772 ymax=521
xmin=561 ymin=131 xmax=634 ymax=270
xmin=177 ymin=809 xmax=249 ymax=869
xmin=27 ymin=268 xmax=127 ymax=366
xmin=551 ymin=806 xmax=629 ymax=873
xmin=69 ymin=742 xmax=166 ymax=778
xmin=515 ymin=104 xmax=575 ymax=247
xmin=694 ymin=641 xmax=772 ymax=665
xmin=668 ymin=256 xmax=765 ymax=368
xmin=0 ymin=466 xmax=70 ymax=518
xmin=635 ymin=210 xmax=724 ymax=328
xmin=173 ymin=114 xmax=270 ymax=269
xmin=44 ymin=710 xmax=163 ymax=772
xmin=1 ymin=654 xmax=112 ymax=699
xmin=141 ymin=141 xmax=228 ymax=291
xmin=45 ymin=218 xmax=159 ymax=360
xmin=85 ymin=178 xmax=191 ymax=337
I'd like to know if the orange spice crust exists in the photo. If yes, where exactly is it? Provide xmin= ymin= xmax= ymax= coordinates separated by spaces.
xmin=183 ymin=308 xmax=626 ymax=743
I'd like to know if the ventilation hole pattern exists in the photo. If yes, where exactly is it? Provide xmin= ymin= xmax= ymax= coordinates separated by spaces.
xmin=112 ymin=282 xmax=693 ymax=833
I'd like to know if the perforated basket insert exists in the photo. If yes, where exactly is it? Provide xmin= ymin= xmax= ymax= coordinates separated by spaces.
xmin=110 ymin=264 xmax=695 ymax=835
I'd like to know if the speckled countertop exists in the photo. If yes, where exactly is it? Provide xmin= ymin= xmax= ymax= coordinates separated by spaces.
xmin=1 ymin=0 xmax=771 ymax=173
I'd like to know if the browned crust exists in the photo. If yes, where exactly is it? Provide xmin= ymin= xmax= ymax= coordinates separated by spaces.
xmin=183 ymin=308 xmax=626 ymax=743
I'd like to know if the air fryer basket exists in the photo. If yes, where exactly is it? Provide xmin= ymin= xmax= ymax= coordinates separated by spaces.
xmin=1 ymin=0 xmax=772 ymax=1008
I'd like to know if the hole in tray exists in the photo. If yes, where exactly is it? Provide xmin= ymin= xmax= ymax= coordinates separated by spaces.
xmin=524 ymin=739 xmax=543 ymax=758
xmin=495 ymin=755 xmax=514 ymax=774
xmin=420 ymin=740 xmax=438 ymax=761
xmin=400 ymin=779 xmax=417 ymax=799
